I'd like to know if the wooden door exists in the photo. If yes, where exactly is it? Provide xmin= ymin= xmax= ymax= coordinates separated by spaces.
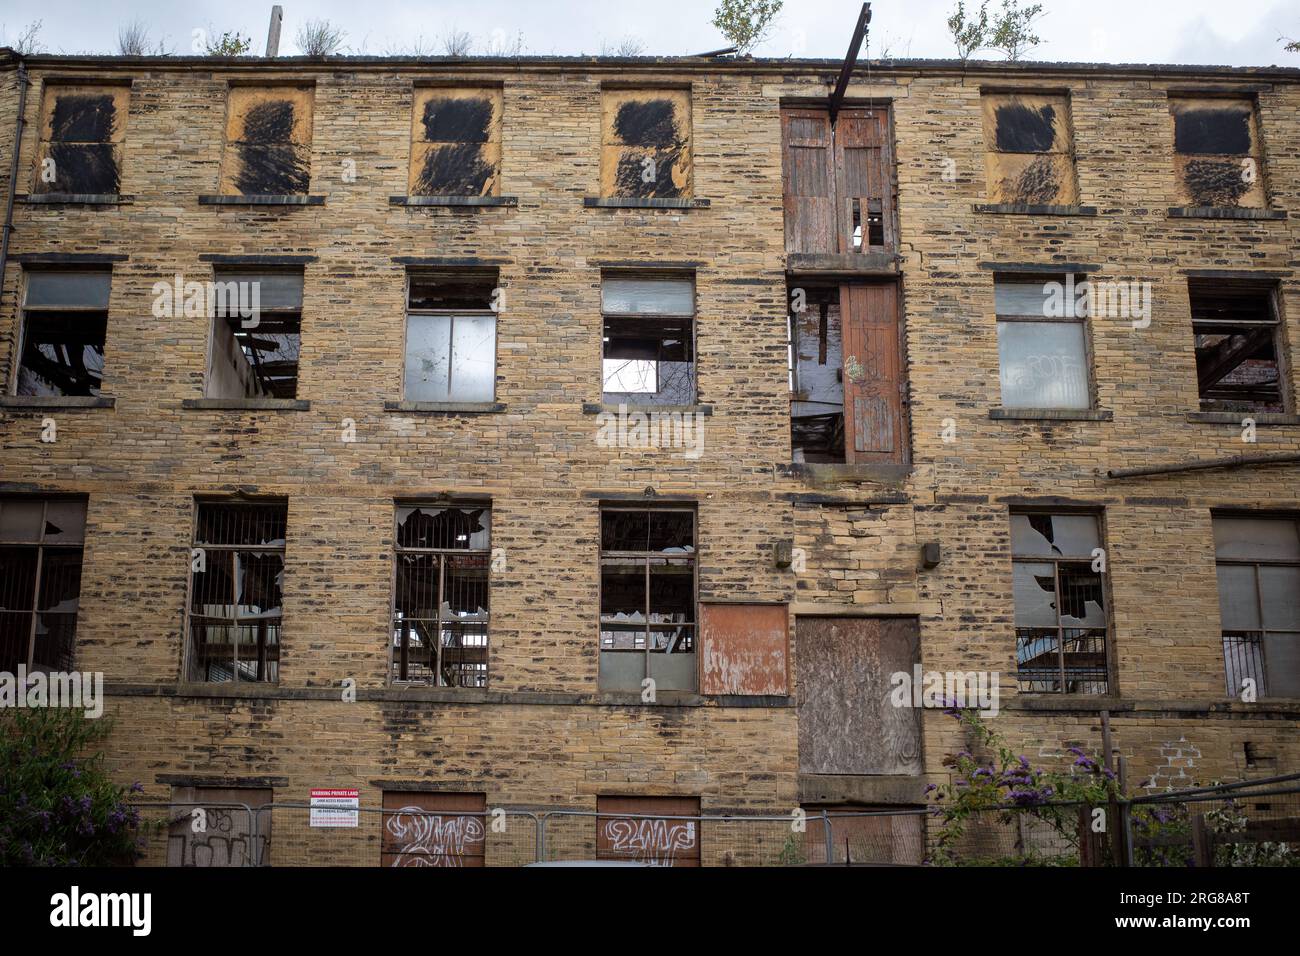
xmin=834 ymin=109 xmax=895 ymax=253
xmin=381 ymin=791 xmax=487 ymax=867
xmin=781 ymin=108 xmax=835 ymax=254
xmin=596 ymin=795 xmax=701 ymax=867
xmin=796 ymin=617 xmax=922 ymax=775
xmin=841 ymin=282 xmax=908 ymax=464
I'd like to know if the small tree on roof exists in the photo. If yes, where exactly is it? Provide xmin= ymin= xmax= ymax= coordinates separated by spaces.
xmin=712 ymin=0 xmax=784 ymax=55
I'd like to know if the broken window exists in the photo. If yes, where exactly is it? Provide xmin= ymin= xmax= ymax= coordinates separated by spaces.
xmin=15 ymin=270 xmax=110 ymax=397
xmin=219 ymin=85 xmax=313 ymax=196
xmin=1214 ymin=516 xmax=1300 ymax=699
xmin=600 ymin=88 xmax=692 ymax=199
xmin=780 ymin=106 xmax=895 ymax=255
xmin=982 ymin=93 xmax=1079 ymax=206
xmin=167 ymin=787 xmax=272 ymax=867
xmin=381 ymin=791 xmax=487 ymax=867
xmin=33 ymin=83 xmax=128 ymax=195
xmin=602 ymin=275 xmax=695 ymax=405
xmin=187 ymin=500 xmax=287 ymax=683
xmin=1168 ymin=96 xmax=1265 ymax=208
xmin=599 ymin=506 xmax=696 ymax=692
xmin=1189 ymin=279 xmax=1286 ymax=413
xmin=596 ymin=795 xmax=700 ymax=867
xmin=0 ymin=499 xmax=86 ymax=674
xmin=1011 ymin=512 xmax=1109 ymax=694
xmin=409 ymin=87 xmax=502 ymax=197
xmin=404 ymin=271 xmax=497 ymax=402
xmin=789 ymin=281 xmax=908 ymax=464
xmin=392 ymin=504 xmax=491 ymax=687
xmin=206 ymin=270 xmax=303 ymax=399
xmin=995 ymin=277 xmax=1092 ymax=409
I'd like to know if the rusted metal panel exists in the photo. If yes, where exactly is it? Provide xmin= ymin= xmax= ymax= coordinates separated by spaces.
xmin=219 ymin=85 xmax=314 ymax=196
xmin=982 ymin=92 xmax=1078 ymax=205
xmin=699 ymin=602 xmax=789 ymax=696
xmin=381 ymin=791 xmax=486 ymax=867
xmin=601 ymin=88 xmax=692 ymax=199
xmin=796 ymin=616 xmax=923 ymax=775
xmin=408 ymin=87 xmax=503 ymax=196
xmin=596 ymin=796 xmax=700 ymax=867
xmin=1168 ymin=97 xmax=1265 ymax=208
xmin=32 ymin=84 xmax=129 ymax=195
xmin=841 ymin=281 xmax=907 ymax=464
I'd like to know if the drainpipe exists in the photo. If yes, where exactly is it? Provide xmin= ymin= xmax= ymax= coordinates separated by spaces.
xmin=0 ymin=59 xmax=29 ymax=312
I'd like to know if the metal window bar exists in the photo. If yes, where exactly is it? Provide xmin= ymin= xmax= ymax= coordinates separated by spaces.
xmin=1218 ymin=556 xmax=1300 ymax=697
xmin=1014 ymin=553 xmax=1109 ymax=695
xmin=0 ymin=499 xmax=84 ymax=673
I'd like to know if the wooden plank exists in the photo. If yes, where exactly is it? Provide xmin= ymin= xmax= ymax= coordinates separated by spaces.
xmin=601 ymin=88 xmax=692 ymax=199
xmin=699 ymin=602 xmax=789 ymax=696
xmin=796 ymin=616 xmax=923 ymax=775
xmin=841 ymin=282 xmax=908 ymax=465
xmin=596 ymin=795 xmax=701 ymax=867
xmin=380 ymin=791 xmax=486 ymax=867
xmin=782 ymin=108 xmax=835 ymax=254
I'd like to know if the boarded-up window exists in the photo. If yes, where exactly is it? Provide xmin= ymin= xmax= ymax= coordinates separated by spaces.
xmin=381 ymin=791 xmax=486 ymax=867
xmin=33 ymin=84 xmax=128 ymax=195
xmin=1190 ymin=279 xmax=1285 ymax=413
xmin=802 ymin=804 xmax=925 ymax=865
xmin=392 ymin=503 xmax=491 ymax=687
xmin=981 ymin=92 xmax=1078 ymax=205
xmin=167 ymin=787 xmax=271 ymax=867
xmin=408 ymin=87 xmax=502 ymax=197
xmin=187 ymin=500 xmax=287 ymax=683
xmin=796 ymin=616 xmax=922 ymax=775
xmin=1011 ymin=512 xmax=1108 ymax=694
xmin=600 ymin=88 xmax=691 ymax=199
xmin=700 ymin=603 xmax=788 ymax=695
xmin=1214 ymin=516 xmax=1300 ymax=699
xmin=16 ymin=270 xmax=111 ymax=398
xmin=207 ymin=270 xmax=303 ymax=399
xmin=596 ymin=795 xmax=700 ymax=866
xmin=0 ymin=498 xmax=86 ymax=674
xmin=780 ymin=107 xmax=894 ymax=255
xmin=219 ymin=86 xmax=313 ymax=196
xmin=995 ymin=277 xmax=1092 ymax=410
xmin=1168 ymin=96 xmax=1265 ymax=208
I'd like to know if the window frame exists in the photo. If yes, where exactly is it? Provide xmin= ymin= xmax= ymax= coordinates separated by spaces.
xmin=400 ymin=271 xmax=500 ymax=403
xmin=204 ymin=267 xmax=305 ymax=400
xmin=0 ymin=497 xmax=87 ymax=674
xmin=1213 ymin=512 xmax=1300 ymax=699
xmin=389 ymin=501 xmax=492 ymax=688
xmin=1009 ymin=508 xmax=1113 ymax=696
xmin=184 ymin=498 xmax=288 ymax=684
xmin=1188 ymin=279 xmax=1290 ymax=415
xmin=597 ymin=503 xmax=699 ymax=693
xmin=599 ymin=271 xmax=698 ymax=406
xmin=993 ymin=273 xmax=1097 ymax=411
xmin=12 ymin=268 xmax=112 ymax=398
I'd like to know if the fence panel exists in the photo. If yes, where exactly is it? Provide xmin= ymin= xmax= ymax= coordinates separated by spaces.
xmin=128 ymin=802 xmax=259 ymax=867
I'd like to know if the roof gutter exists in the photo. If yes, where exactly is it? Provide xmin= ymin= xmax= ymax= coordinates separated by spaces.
xmin=0 ymin=58 xmax=28 ymax=314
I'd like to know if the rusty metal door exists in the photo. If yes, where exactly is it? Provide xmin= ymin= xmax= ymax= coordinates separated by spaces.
xmin=841 ymin=282 xmax=908 ymax=464
xmin=381 ymin=791 xmax=487 ymax=867
xmin=596 ymin=796 xmax=701 ymax=867
xmin=796 ymin=617 xmax=923 ymax=775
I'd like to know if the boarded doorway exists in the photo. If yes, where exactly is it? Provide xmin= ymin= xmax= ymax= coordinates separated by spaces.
xmin=596 ymin=795 xmax=701 ymax=867
xmin=381 ymin=791 xmax=486 ymax=867
xmin=796 ymin=617 xmax=922 ymax=775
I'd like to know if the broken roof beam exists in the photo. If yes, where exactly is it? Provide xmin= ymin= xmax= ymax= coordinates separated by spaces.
xmin=1107 ymin=451 xmax=1300 ymax=479
xmin=829 ymin=2 xmax=872 ymax=126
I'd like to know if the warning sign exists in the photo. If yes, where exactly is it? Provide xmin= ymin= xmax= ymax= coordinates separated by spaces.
xmin=310 ymin=788 xmax=360 ymax=828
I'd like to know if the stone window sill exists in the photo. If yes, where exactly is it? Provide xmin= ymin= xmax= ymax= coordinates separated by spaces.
xmin=582 ymin=402 xmax=713 ymax=415
xmin=182 ymin=398 xmax=310 ymax=411
xmin=1168 ymin=207 xmax=1286 ymax=220
xmin=1188 ymin=411 xmax=1300 ymax=425
xmin=22 ymin=193 xmax=132 ymax=205
xmin=0 ymin=395 xmax=114 ymax=409
xmin=384 ymin=401 xmax=506 ymax=414
xmin=973 ymin=203 xmax=1099 ymax=216
xmin=389 ymin=195 xmax=518 ymax=207
xmin=989 ymin=407 xmax=1113 ymax=421
xmin=198 ymin=194 xmax=325 ymax=206
xmin=583 ymin=196 xmax=710 ymax=209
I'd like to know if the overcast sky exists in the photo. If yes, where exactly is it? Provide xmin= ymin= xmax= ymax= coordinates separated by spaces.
xmin=2 ymin=0 xmax=1298 ymax=66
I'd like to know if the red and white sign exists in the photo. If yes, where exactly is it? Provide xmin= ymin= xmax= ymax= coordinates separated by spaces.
xmin=310 ymin=788 xmax=360 ymax=828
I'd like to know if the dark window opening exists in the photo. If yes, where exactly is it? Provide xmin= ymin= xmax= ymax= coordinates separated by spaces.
xmin=601 ymin=276 xmax=695 ymax=406
xmin=0 ymin=499 xmax=86 ymax=674
xmin=16 ymin=270 xmax=110 ymax=397
xmin=207 ymin=271 xmax=303 ymax=400
xmin=789 ymin=284 xmax=844 ymax=462
xmin=1190 ymin=279 xmax=1285 ymax=413
xmin=1011 ymin=512 xmax=1109 ymax=695
xmin=187 ymin=501 xmax=287 ymax=683
xmin=599 ymin=506 xmax=696 ymax=693
xmin=392 ymin=504 xmax=490 ymax=687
